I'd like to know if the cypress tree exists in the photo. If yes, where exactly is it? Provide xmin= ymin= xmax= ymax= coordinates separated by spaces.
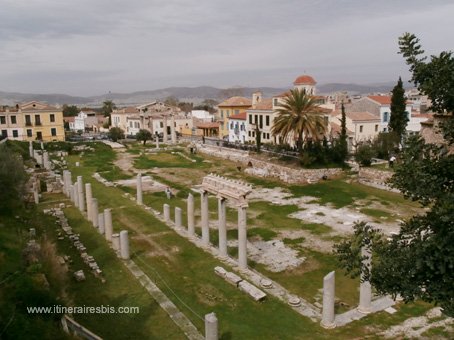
xmin=389 ymin=77 xmax=408 ymax=143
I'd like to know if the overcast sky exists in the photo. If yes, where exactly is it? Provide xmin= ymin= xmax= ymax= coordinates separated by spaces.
xmin=1 ymin=0 xmax=453 ymax=96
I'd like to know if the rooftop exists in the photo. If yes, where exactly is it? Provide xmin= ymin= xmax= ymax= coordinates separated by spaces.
xmin=293 ymin=74 xmax=317 ymax=86
xmin=218 ymin=96 xmax=252 ymax=107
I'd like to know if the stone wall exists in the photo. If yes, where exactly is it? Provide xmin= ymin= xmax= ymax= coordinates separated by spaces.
xmin=358 ymin=167 xmax=399 ymax=192
xmin=199 ymin=145 xmax=343 ymax=184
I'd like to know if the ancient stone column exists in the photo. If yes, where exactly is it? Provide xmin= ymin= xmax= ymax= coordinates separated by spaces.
xmin=98 ymin=213 xmax=105 ymax=234
xmin=201 ymin=191 xmax=209 ymax=246
xmin=33 ymin=181 xmax=39 ymax=204
xmin=43 ymin=151 xmax=50 ymax=170
xmin=70 ymin=184 xmax=75 ymax=202
xmin=321 ymin=271 xmax=336 ymax=329
xmin=33 ymin=150 xmax=41 ymax=164
xmin=40 ymin=141 xmax=44 ymax=150
xmin=91 ymin=198 xmax=99 ymax=228
xmin=104 ymin=208 xmax=113 ymax=242
xmin=171 ymin=114 xmax=176 ymax=144
xmin=163 ymin=115 xmax=168 ymax=142
xmin=29 ymin=141 xmax=33 ymax=158
xmin=218 ymin=198 xmax=227 ymax=257
xmin=163 ymin=204 xmax=170 ymax=223
xmin=112 ymin=233 xmax=120 ymax=252
xmin=63 ymin=170 xmax=71 ymax=197
xmin=237 ymin=205 xmax=247 ymax=269
xmin=120 ymin=230 xmax=130 ymax=260
xmin=77 ymin=176 xmax=85 ymax=213
xmin=73 ymin=184 xmax=79 ymax=208
xmin=187 ymin=193 xmax=195 ymax=236
xmin=205 ymin=312 xmax=218 ymax=340
xmin=175 ymin=207 xmax=182 ymax=228
xmin=136 ymin=173 xmax=143 ymax=205
xmin=85 ymin=183 xmax=93 ymax=222
xmin=358 ymin=247 xmax=372 ymax=314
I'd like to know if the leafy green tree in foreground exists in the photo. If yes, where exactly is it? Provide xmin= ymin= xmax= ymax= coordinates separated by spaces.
xmin=136 ymin=129 xmax=152 ymax=145
xmin=108 ymin=127 xmax=124 ymax=142
xmin=0 ymin=144 xmax=27 ymax=213
xmin=335 ymin=33 xmax=454 ymax=316
xmin=389 ymin=77 xmax=408 ymax=144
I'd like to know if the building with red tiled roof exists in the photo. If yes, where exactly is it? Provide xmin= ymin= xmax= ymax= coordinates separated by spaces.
xmin=349 ymin=95 xmax=413 ymax=133
xmin=217 ymin=96 xmax=252 ymax=137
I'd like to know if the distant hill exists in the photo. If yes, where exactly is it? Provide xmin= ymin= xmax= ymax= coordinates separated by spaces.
xmin=317 ymin=82 xmax=413 ymax=95
xmin=0 ymin=82 xmax=414 ymax=107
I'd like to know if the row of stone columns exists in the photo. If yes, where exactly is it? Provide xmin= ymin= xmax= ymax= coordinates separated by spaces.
xmin=320 ymin=247 xmax=373 ymax=328
xmin=162 ymin=192 xmax=248 ymax=270
xmin=64 ymin=173 xmax=129 ymax=260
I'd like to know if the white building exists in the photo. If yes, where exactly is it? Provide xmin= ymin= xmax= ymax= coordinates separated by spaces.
xmin=70 ymin=110 xmax=99 ymax=132
xmin=333 ymin=111 xmax=381 ymax=145
xmin=228 ymin=111 xmax=247 ymax=143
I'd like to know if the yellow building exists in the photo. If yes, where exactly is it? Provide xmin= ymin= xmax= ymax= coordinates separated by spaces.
xmin=217 ymin=96 xmax=252 ymax=138
xmin=0 ymin=101 xmax=65 ymax=141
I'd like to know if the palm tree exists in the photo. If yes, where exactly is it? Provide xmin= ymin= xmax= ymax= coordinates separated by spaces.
xmin=271 ymin=88 xmax=327 ymax=152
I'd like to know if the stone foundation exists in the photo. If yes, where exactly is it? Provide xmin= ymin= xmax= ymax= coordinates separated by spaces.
xmin=199 ymin=145 xmax=343 ymax=184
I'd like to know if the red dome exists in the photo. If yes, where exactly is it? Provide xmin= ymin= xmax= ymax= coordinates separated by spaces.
xmin=293 ymin=75 xmax=316 ymax=85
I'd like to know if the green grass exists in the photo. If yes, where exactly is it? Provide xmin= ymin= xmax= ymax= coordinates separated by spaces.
xmin=248 ymin=228 xmax=278 ymax=241
xmin=300 ymin=222 xmax=333 ymax=235
xmin=360 ymin=208 xmax=393 ymax=220
xmin=289 ymin=178 xmax=416 ymax=209
xmin=283 ymin=237 xmax=306 ymax=245
xmin=134 ymin=152 xmax=210 ymax=170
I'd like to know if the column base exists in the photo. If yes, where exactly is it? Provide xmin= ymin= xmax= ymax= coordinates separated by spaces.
xmin=320 ymin=321 xmax=336 ymax=329
xmin=357 ymin=306 xmax=372 ymax=314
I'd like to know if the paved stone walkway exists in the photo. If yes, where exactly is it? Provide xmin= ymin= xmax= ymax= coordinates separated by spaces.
xmin=124 ymin=259 xmax=204 ymax=340
xmin=335 ymin=296 xmax=395 ymax=326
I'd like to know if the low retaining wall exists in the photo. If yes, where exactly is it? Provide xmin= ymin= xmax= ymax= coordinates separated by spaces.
xmin=199 ymin=145 xmax=343 ymax=184
xmin=358 ymin=168 xmax=399 ymax=192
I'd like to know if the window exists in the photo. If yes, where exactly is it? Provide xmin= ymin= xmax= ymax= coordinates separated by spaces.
xmin=234 ymin=110 xmax=239 ymax=115
xmin=11 ymin=116 xmax=17 ymax=124
xmin=220 ymin=110 xmax=224 ymax=119
xmin=375 ymin=124 xmax=378 ymax=132
xmin=50 ymin=114 xmax=55 ymax=122
xmin=230 ymin=122 xmax=234 ymax=129
xmin=37 ymin=131 xmax=42 ymax=140
xmin=249 ymin=115 xmax=253 ymax=124
xmin=27 ymin=129 xmax=32 ymax=137
xmin=254 ymin=115 xmax=258 ymax=124
xmin=0 ymin=116 xmax=5 ymax=124
xmin=383 ymin=112 xmax=389 ymax=122
xmin=252 ymin=131 xmax=255 ymax=137
xmin=51 ymin=128 xmax=57 ymax=136
xmin=273 ymin=98 xmax=278 ymax=106
xmin=248 ymin=131 xmax=251 ymax=137
xmin=265 ymin=116 xmax=270 ymax=126
xmin=240 ymin=124 xmax=244 ymax=131
xmin=262 ymin=132 xmax=266 ymax=139
xmin=359 ymin=125 xmax=363 ymax=133
xmin=12 ymin=130 xmax=18 ymax=137
xmin=383 ymin=127 xmax=387 ymax=132
xmin=1 ymin=130 xmax=7 ymax=138
xmin=259 ymin=115 xmax=263 ymax=129
xmin=25 ymin=115 xmax=32 ymax=126
xmin=35 ymin=115 xmax=41 ymax=125
xmin=267 ymin=133 xmax=270 ymax=139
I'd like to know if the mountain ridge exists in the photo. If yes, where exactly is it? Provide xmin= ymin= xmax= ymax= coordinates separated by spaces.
xmin=0 ymin=82 xmax=412 ymax=107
